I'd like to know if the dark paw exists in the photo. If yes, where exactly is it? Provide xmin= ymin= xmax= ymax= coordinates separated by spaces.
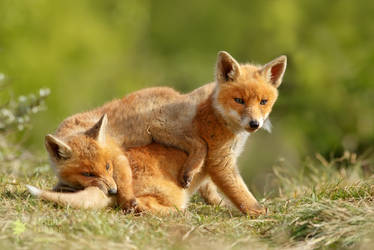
xmin=180 ymin=173 xmax=192 ymax=189
xmin=122 ymin=200 xmax=145 ymax=216
xmin=129 ymin=198 xmax=138 ymax=208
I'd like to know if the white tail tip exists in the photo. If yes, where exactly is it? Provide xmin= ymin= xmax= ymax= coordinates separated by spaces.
xmin=26 ymin=185 xmax=42 ymax=196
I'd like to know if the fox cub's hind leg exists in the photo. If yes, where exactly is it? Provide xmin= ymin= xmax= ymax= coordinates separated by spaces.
xmin=112 ymin=155 xmax=138 ymax=212
xmin=135 ymin=196 xmax=177 ymax=215
xmin=199 ymin=180 xmax=226 ymax=206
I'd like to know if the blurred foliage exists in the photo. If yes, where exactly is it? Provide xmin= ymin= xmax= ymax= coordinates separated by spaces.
xmin=0 ymin=0 xmax=373 ymax=188
xmin=0 ymin=84 xmax=49 ymax=132
xmin=0 ymin=80 xmax=49 ymax=175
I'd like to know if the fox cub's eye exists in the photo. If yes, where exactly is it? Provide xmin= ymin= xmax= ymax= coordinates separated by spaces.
xmin=234 ymin=98 xmax=245 ymax=105
xmin=106 ymin=163 xmax=110 ymax=171
xmin=260 ymin=99 xmax=268 ymax=105
xmin=82 ymin=172 xmax=96 ymax=177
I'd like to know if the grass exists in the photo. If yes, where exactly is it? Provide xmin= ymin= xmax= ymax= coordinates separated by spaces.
xmin=1 ymin=150 xmax=374 ymax=249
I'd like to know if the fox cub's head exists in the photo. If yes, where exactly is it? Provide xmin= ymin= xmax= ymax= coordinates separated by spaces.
xmin=45 ymin=114 xmax=118 ymax=195
xmin=213 ymin=51 xmax=287 ymax=133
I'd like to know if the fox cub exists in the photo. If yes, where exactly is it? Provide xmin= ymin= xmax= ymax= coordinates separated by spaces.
xmin=39 ymin=119 xmax=203 ymax=214
xmin=45 ymin=114 xmax=137 ymax=209
xmin=192 ymin=51 xmax=286 ymax=214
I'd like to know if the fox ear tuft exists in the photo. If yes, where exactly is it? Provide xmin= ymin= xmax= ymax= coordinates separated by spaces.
xmin=260 ymin=55 xmax=287 ymax=88
xmin=85 ymin=114 xmax=108 ymax=145
xmin=263 ymin=118 xmax=272 ymax=133
xmin=216 ymin=51 xmax=241 ymax=83
xmin=45 ymin=134 xmax=72 ymax=161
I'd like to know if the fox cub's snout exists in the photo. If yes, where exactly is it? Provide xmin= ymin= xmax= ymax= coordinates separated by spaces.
xmin=45 ymin=115 xmax=118 ymax=194
xmin=214 ymin=51 xmax=287 ymax=133
xmin=249 ymin=120 xmax=260 ymax=130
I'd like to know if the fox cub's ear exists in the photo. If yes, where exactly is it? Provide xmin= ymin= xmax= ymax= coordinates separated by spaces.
xmin=260 ymin=55 xmax=287 ymax=88
xmin=85 ymin=114 xmax=108 ymax=145
xmin=216 ymin=51 xmax=241 ymax=83
xmin=45 ymin=134 xmax=72 ymax=161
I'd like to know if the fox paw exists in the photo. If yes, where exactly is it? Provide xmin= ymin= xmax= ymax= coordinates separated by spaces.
xmin=179 ymin=171 xmax=193 ymax=189
xmin=252 ymin=206 xmax=267 ymax=216
xmin=248 ymin=205 xmax=267 ymax=217
xmin=122 ymin=200 xmax=147 ymax=215
xmin=121 ymin=198 xmax=138 ymax=213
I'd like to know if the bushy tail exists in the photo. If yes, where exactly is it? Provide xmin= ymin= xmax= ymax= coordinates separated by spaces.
xmin=26 ymin=185 xmax=116 ymax=209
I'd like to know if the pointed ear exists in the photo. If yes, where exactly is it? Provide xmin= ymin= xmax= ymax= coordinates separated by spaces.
xmin=85 ymin=114 xmax=108 ymax=145
xmin=260 ymin=55 xmax=287 ymax=88
xmin=45 ymin=134 xmax=72 ymax=161
xmin=216 ymin=51 xmax=241 ymax=83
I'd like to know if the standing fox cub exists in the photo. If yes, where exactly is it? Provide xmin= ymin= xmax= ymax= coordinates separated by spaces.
xmin=41 ymin=51 xmax=287 ymax=214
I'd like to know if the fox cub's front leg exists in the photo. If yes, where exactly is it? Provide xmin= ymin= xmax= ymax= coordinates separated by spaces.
xmin=178 ymin=136 xmax=207 ymax=188
xmin=150 ymin=127 xmax=207 ymax=188
xmin=208 ymin=158 xmax=265 ymax=216
xmin=112 ymin=155 xmax=138 ymax=212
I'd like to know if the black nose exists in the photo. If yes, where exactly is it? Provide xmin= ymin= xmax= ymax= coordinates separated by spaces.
xmin=108 ymin=188 xmax=117 ymax=195
xmin=249 ymin=120 xmax=259 ymax=129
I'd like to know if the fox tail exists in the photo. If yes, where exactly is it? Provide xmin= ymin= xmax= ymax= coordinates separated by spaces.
xmin=26 ymin=185 xmax=115 ymax=209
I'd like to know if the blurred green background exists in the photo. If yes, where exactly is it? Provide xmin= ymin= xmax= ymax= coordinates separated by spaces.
xmin=1 ymin=0 xmax=373 ymax=193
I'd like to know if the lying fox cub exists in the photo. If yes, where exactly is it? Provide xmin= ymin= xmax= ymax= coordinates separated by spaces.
xmin=30 ymin=117 xmax=215 ymax=214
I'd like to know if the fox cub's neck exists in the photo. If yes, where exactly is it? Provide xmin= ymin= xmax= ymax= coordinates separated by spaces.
xmin=195 ymin=95 xmax=245 ymax=149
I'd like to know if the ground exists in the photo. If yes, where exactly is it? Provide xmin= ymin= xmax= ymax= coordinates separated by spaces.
xmin=1 ymin=150 xmax=374 ymax=250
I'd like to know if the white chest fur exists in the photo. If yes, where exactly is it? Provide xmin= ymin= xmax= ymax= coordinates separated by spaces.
xmin=231 ymin=132 xmax=250 ymax=158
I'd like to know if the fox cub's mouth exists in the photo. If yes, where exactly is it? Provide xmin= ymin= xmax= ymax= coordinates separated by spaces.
xmin=245 ymin=127 xmax=259 ymax=133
